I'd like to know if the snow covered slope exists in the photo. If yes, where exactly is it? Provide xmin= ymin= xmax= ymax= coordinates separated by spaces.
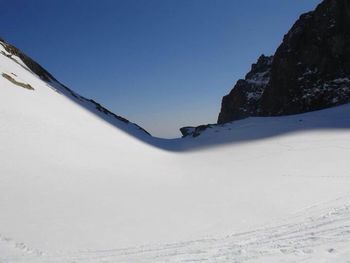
xmin=1 ymin=40 xmax=350 ymax=263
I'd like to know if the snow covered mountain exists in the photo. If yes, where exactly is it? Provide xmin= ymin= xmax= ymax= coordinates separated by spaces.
xmin=1 ymin=36 xmax=350 ymax=263
xmin=0 ymin=39 xmax=151 ymax=139
xmin=2 ymin=1 xmax=350 ymax=260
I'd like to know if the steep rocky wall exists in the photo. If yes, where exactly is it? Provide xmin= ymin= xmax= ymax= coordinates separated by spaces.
xmin=218 ymin=0 xmax=350 ymax=124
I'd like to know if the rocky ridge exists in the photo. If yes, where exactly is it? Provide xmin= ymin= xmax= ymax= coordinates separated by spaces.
xmin=182 ymin=0 xmax=350 ymax=137
xmin=219 ymin=0 xmax=350 ymax=124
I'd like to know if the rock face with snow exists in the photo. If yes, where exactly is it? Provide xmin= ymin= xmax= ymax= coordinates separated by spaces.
xmin=218 ymin=0 xmax=350 ymax=124
xmin=217 ymin=55 xmax=273 ymax=124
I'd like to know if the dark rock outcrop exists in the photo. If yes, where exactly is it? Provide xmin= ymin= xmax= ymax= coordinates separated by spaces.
xmin=180 ymin=125 xmax=213 ymax=137
xmin=217 ymin=55 xmax=273 ymax=124
xmin=218 ymin=0 xmax=350 ymax=124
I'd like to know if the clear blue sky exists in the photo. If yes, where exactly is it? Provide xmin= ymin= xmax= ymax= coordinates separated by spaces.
xmin=1 ymin=0 xmax=321 ymax=138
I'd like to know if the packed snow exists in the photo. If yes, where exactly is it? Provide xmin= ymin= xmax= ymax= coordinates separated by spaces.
xmin=1 ymin=44 xmax=350 ymax=262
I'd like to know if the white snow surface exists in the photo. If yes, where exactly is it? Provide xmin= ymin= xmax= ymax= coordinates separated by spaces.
xmin=1 ymin=46 xmax=350 ymax=262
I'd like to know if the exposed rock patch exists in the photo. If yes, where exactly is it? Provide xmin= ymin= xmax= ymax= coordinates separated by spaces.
xmin=2 ymin=73 xmax=34 ymax=90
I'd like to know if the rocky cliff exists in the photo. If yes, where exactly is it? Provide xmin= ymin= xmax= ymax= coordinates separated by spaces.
xmin=218 ymin=0 xmax=350 ymax=124
xmin=217 ymin=55 xmax=273 ymax=124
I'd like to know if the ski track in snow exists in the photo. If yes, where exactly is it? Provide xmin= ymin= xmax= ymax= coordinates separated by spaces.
xmin=2 ymin=196 xmax=350 ymax=263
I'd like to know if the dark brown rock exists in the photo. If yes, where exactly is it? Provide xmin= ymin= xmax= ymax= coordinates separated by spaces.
xmin=218 ymin=0 xmax=350 ymax=124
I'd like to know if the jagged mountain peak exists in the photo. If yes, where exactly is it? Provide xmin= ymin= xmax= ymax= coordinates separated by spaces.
xmin=217 ymin=0 xmax=350 ymax=125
